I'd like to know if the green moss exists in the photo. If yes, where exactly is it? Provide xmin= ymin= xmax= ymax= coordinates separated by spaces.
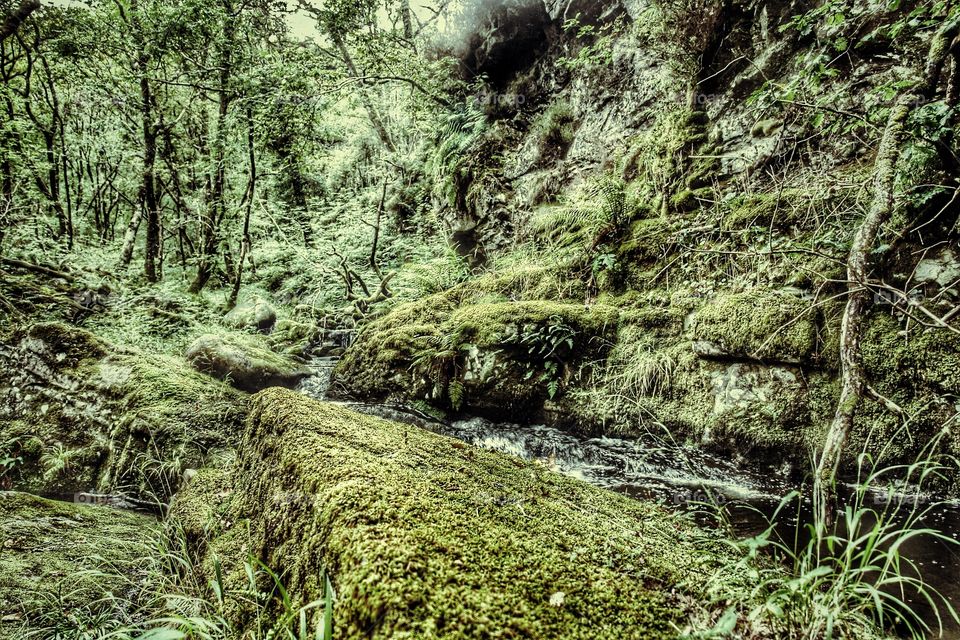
xmin=533 ymin=100 xmax=577 ymax=155
xmin=691 ymin=290 xmax=818 ymax=362
xmin=0 ymin=492 xmax=156 ymax=638
xmin=173 ymin=389 xmax=752 ymax=639
xmin=862 ymin=313 xmax=960 ymax=393
xmin=721 ymin=189 xmax=833 ymax=231
xmin=337 ymin=286 xmax=617 ymax=405
xmin=20 ymin=322 xmax=108 ymax=367
xmin=685 ymin=110 xmax=709 ymax=128
xmin=619 ymin=218 xmax=674 ymax=267
xmin=100 ymin=350 xmax=246 ymax=498
xmin=669 ymin=187 xmax=713 ymax=212
xmin=750 ymin=119 xmax=781 ymax=138
xmin=685 ymin=155 xmax=720 ymax=189
xmin=269 ymin=318 xmax=320 ymax=355
xmin=0 ymin=322 xmax=245 ymax=501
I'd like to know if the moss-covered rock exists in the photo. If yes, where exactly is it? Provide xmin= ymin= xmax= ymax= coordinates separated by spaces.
xmin=172 ymin=389 xmax=751 ymax=639
xmin=0 ymin=491 xmax=156 ymax=639
xmin=186 ymin=332 xmax=311 ymax=393
xmin=691 ymin=290 xmax=818 ymax=363
xmin=334 ymin=298 xmax=618 ymax=420
xmin=223 ymin=295 xmax=278 ymax=333
xmin=0 ymin=322 xmax=245 ymax=501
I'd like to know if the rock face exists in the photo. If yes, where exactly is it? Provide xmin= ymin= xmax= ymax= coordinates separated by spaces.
xmin=0 ymin=491 xmax=156 ymax=638
xmin=223 ymin=296 xmax=278 ymax=333
xmin=914 ymin=248 xmax=960 ymax=293
xmin=690 ymin=290 xmax=819 ymax=364
xmin=171 ymin=389 xmax=749 ymax=639
xmin=185 ymin=333 xmax=310 ymax=393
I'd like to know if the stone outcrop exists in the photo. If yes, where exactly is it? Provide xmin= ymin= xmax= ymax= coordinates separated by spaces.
xmin=171 ymin=388 xmax=749 ymax=639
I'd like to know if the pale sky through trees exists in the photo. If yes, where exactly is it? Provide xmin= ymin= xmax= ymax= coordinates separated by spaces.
xmin=44 ymin=0 xmax=459 ymax=42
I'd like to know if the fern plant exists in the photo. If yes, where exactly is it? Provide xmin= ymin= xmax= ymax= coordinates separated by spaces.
xmin=426 ymin=104 xmax=488 ymax=208
xmin=530 ymin=176 xmax=628 ymax=250
xmin=410 ymin=333 xmax=473 ymax=410
xmin=505 ymin=316 xmax=578 ymax=400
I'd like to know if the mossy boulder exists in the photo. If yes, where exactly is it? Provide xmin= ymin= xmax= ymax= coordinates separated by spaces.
xmin=334 ymin=298 xmax=618 ymax=419
xmin=0 ymin=322 xmax=245 ymax=500
xmin=223 ymin=295 xmax=278 ymax=333
xmin=0 ymin=492 xmax=156 ymax=638
xmin=186 ymin=333 xmax=311 ymax=393
xmin=691 ymin=290 xmax=818 ymax=364
xmin=171 ymin=389 xmax=751 ymax=639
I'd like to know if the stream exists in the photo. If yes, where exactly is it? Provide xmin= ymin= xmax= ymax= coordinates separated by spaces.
xmin=299 ymin=358 xmax=960 ymax=638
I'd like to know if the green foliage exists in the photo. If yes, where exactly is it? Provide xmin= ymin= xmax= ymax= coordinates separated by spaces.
xmin=532 ymin=100 xmax=577 ymax=159
xmin=0 ymin=437 xmax=23 ymax=485
xmin=691 ymin=290 xmax=819 ymax=362
xmin=711 ymin=445 xmax=959 ymax=638
xmin=505 ymin=316 xmax=578 ymax=399
xmin=557 ymin=14 xmax=625 ymax=71
xmin=643 ymin=0 xmax=725 ymax=75
xmin=169 ymin=389 xmax=755 ymax=638
xmin=530 ymin=176 xmax=628 ymax=253
xmin=426 ymin=104 xmax=489 ymax=208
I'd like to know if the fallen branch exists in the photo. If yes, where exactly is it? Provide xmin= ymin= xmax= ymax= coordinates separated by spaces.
xmin=0 ymin=256 xmax=75 ymax=282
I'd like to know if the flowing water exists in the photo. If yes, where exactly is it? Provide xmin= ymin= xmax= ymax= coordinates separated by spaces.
xmin=299 ymin=359 xmax=960 ymax=637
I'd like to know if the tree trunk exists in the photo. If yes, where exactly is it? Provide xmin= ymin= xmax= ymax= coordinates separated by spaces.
xmin=333 ymin=34 xmax=396 ymax=153
xmin=190 ymin=0 xmax=234 ymax=294
xmin=813 ymin=15 xmax=960 ymax=529
xmin=0 ymin=0 xmax=40 ymax=45
xmin=229 ymin=107 xmax=256 ymax=309
xmin=118 ymin=207 xmax=143 ymax=267
xmin=130 ymin=0 xmax=161 ymax=282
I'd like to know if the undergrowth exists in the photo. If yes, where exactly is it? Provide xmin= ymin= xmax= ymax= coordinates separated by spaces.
xmin=17 ymin=523 xmax=334 ymax=640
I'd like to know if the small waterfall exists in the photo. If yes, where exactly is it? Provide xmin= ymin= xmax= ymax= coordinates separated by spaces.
xmin=433 ymin=416 xmax=787 ymax=503
xmin=298 ymin=357 xmax=339 ymax=400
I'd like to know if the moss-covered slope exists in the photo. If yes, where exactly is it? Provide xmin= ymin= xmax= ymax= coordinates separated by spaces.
xmin=172 ymin=388 xmax=749 ymax=639
xmin=0 ymin=492 xmax=157 ymax=639
xmin=0 ymin=322 xmax=246 ymax=501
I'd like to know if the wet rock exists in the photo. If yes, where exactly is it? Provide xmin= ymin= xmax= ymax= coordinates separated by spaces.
xmin=223 ymin=296 xmax=277 ymax=333
xmin=334 ymin=297 xmax=618 ymax=421
xmin=710 ymin=363 xmax=801 ymax=414
xmin=461 ymin=0 xmax=552 ymax=87
xmin=704 ymin=362 xmax=809 ymax=453
xmin=186 ymin=333 xmax=310 ymax=393
xmin=170 ymin=389 xmax=751 ymax=639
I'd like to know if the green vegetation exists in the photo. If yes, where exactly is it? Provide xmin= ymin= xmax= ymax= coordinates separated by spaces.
xmin=710 ymin=442 xmax=960 ymax=639
xmin=1 ymin=0 xmax=959 ymax=636
xmin=173 ymin=388 xmax=753 ymax=639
